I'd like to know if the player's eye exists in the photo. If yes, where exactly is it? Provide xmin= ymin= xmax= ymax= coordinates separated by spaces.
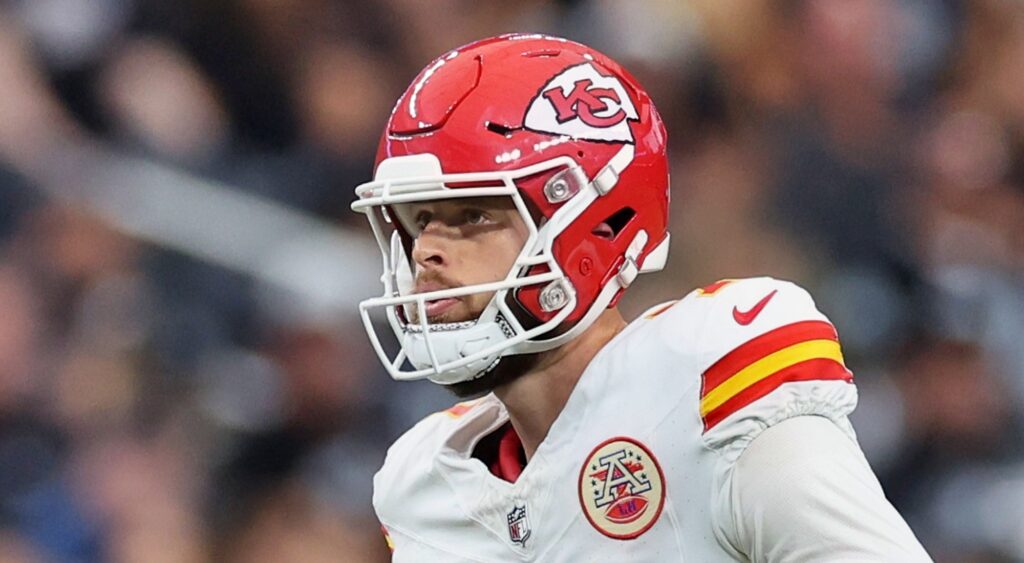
xmin=414 ymin=210 xmax=432 ymax=231
xmin=464 ymin=208 xmax=490 ymax=225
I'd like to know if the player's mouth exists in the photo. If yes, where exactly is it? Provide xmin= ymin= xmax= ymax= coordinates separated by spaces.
xmin=413 ymin=280 xmax=466 ymax=322
xmin=424 ymin=297 xmax=460 ymax=318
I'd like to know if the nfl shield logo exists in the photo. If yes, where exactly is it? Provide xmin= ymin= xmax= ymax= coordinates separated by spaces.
xmin=507 ymin=503 xmax=531 ymax=546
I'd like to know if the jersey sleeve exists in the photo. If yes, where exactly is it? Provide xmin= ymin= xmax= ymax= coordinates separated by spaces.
xmin=693 ymin=277 xmax=858 ymax=458
xmin=372 ymin=398 xmax=490 ymax=562
xmin=372 ymin=407 xmax=452 ymax=556
xmin=721 ymin=416 xmax=932 ymax=562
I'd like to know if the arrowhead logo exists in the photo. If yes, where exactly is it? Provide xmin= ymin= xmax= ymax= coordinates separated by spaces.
xmin=524 ymin=63 xmax=638 ymax=143
xmin=732 ymin=289 xmax=778 ymax=326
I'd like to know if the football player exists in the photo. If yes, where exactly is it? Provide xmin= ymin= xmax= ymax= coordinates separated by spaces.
xmin=351 ymin=34 xmax=931 ymax=562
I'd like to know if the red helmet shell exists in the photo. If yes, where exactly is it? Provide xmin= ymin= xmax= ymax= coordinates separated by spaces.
xmin=377 ymin=34 xmax=669 ymax=326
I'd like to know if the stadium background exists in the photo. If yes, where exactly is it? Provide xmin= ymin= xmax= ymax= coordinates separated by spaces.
xmin=0 ymin=0 xmax=1021 ymax=561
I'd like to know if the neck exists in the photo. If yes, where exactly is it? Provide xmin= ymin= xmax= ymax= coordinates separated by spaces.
xmin=494 ymin=308 xmax=627 ymax=460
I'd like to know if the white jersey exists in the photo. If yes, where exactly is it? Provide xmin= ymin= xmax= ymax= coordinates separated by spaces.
xmin=373 ymin=277 xmax=931 ymax=562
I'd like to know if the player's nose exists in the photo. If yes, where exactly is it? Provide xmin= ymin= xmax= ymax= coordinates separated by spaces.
xmin=411 ymin=231 xmax=450 ymax=270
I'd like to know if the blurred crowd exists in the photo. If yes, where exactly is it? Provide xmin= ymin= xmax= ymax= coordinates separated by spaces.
xmin=0 ymin=0 xmax=1021 ymax=561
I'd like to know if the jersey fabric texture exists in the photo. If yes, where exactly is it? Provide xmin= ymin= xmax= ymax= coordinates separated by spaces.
xmin=373 ymin=277 xmax=931 ymax=562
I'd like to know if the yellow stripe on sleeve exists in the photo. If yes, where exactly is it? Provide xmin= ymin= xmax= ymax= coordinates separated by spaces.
xmin=700 ymin=339 xmax=845 ymax=416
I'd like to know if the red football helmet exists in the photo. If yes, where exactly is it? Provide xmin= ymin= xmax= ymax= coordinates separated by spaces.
xmin=352 ymin=34 xmax=669 ymax=384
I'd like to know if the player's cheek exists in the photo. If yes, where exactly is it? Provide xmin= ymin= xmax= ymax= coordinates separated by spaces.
xmin=471 ymin=291 xmax=496 ymax=316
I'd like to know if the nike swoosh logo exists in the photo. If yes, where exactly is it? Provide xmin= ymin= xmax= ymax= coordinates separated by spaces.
xmin=732 ymin=289 xmax=778 ymax=325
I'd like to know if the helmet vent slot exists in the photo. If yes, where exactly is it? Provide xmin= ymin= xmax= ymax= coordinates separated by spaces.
xmin=485 ymin=121 xmax=518 ymax=137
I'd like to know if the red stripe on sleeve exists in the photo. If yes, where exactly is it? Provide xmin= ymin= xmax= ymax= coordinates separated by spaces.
xmin=702 ymin=320 xmax=839 ymax=397
xmin=703 ymin=357 xmax=853 ymax=431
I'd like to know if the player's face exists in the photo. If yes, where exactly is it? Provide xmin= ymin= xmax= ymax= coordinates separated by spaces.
xmin=401 ymin=196 xmax=530 ymax=324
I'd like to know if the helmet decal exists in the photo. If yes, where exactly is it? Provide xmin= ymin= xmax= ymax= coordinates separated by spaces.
xmin=524 ymin=63 xmax=639 ymax=143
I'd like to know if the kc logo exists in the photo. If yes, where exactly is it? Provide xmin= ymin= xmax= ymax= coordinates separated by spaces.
xmin=543 ymin=79 xmax=625 ymax=128
xmin=524 ymin=63 xmax=639 ymax=143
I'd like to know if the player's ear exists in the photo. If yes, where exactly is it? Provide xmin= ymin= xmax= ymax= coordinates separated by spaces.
xmin=591 ymin=221 xmax=614 ymax=240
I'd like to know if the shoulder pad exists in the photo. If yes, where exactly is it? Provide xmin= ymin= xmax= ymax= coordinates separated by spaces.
xmin=674 ymin=278 xmax=858 ymax=456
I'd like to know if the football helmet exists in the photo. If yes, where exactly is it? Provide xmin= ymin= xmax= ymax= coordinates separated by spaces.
xmin=352 ymin=34 xmax=669 ymax=384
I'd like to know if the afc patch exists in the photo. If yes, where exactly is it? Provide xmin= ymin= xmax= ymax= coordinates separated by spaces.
xmin=578 ymin=436 xmax=665 ymax=540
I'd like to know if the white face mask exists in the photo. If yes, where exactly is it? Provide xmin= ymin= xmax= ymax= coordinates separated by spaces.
xmin=351 ymin=148 xmax=649 ymax=385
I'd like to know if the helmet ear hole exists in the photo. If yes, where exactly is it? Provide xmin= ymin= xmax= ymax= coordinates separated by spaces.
xmin=592 ymin=207 xmax=636 ymax=241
